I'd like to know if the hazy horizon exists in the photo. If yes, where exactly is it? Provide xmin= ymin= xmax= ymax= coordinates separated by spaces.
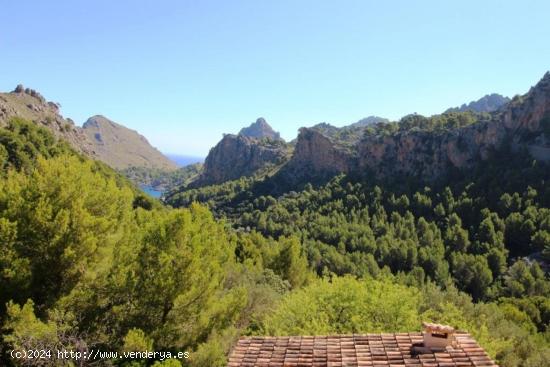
xmin=164 ymin=153 xmax=204 ymax=165
xmin=2 ymin=0 xmax=549 ymax=156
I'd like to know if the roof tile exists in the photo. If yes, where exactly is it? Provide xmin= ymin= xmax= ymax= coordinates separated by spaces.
xmin=227 ymin=332 xmax=498 ymax=367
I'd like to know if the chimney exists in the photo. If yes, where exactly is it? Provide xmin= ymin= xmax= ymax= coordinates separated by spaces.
xmin=422 ymin=322 xmax=455 ymax=348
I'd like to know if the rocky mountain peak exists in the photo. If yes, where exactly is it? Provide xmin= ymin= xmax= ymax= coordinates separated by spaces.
xmin=83 ymin=115 xmax=120 ymax=130
xmin=239 ymin=117 xmax=282 ymax=141
xmin=446 ymin=93 xmax=511 ymax=113
xmin=192 ymin=133 xmax=289 ymax=186
xmin=255 ymin=117 xmax=267 ymax=125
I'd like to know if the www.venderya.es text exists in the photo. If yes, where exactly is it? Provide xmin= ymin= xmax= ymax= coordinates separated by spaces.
xmin=10 ymin=349 xmax=189 ymax=362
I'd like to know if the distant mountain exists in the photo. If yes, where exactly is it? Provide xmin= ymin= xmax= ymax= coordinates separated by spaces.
xmin=310 ymin=122 xmax=340 ymax=137
xmin=347 ymin=115 xmax=389 ymax=128
xmin=446 ymin=93 xmax=510 ymax=113
xmin=309 ymin=116 xmax=390 ymax=148
xmin=239 ymin=117 xmax=283 ymax=140
xmin=82 ymin=115 xmax=177 ymax=170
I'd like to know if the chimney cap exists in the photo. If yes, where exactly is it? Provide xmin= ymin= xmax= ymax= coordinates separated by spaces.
xmin=422 ymin=322 xmax=455 ymax=334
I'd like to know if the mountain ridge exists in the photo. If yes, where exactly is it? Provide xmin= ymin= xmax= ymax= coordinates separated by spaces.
xmin=82 ymin=115 xmax=177 ymax=170
xmin=445 ymin=93 xmax=511 ymax=113
xmin=177 ymin=72 xmax=550 ymax=194
xmin=280 ymin=73 xmax=549 ymax=185
xmin=0 ymin=85 xmax=177 ymax=171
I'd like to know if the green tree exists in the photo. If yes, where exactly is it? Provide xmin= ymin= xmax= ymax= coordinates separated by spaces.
xmin=271 ymin=236 xmax=310 ymax=288
xmin=445 ymin=214 xmax=470 ymax=252
xmin=261 ymin=276 xmax=420 ymax=335
xmin=451 ymin=253 xmax=493 ymax=300
xmin=0 ymin=155 xmax=134 ymax=308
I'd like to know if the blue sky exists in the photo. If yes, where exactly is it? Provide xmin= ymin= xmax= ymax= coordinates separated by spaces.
xmin=1 ymin=1 xmax=549 ymax=156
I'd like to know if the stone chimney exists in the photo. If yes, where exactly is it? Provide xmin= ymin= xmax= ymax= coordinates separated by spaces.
xmin=411 ymin=322 xmax=457 ymax=356
xmin=422 ymin=322 xmax=455 ymax=348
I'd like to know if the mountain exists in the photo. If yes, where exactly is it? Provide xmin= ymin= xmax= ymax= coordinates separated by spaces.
xmin=347 ymin=115 xmax=389 ymax=128
xmin=238 ymin=117 xmax=283 ymax=140
xmin=0 ymin=85 xmax=178 ymax=171
xmin=184 ymin=73 xmax=549 ymax=190
xmin=278 ymin=74 xmax=549 ymax=186
xmin=0 ymin=85 xmax=96 ymax=156
xmin=164 ymin=73 xmax=550 ymax=196
xmin=308 ymin=116 xmax=390 ymax=148
xmin=189 ymin=118 xmax=290 ymax=186
xmin=192 ymin=133 xmax=290 ymax=186
xmin=171 ymin=72 xmax=550 ymax=195
xmin=82 ymin=115 xmax=177 ymax=170
xmin=446 ymin=93 xmax=511 ymax=113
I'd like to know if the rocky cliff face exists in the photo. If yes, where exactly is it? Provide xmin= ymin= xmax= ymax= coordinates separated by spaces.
xmin=194 ymin=134 xmax=289 ymax=186
xmin=82 ymin=115 xmax=177 ymax=170
xmin=282 ymin=72 xmax=550 ymax=183
xmin=238 ymin=118 xmax=283 ymax=140
xmin=281 ymin=128 xmax=354 ymax=183
xmin=0 ymin=85 xmax=96 ymax=156
xmin=356 ymin=123 xmax=501 ymax=179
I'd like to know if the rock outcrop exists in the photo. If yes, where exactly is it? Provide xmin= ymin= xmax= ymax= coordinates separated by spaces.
xmin=193 ymin=133 xmax=289 ymax=186
xmin=238 ymin=118 xmax=283 ymax=141
xmin=0 ymin=86 xmax=96 ymax=156
xmin=281 ymin=128 xmax=354 ymax=183
xmin=82 ymin=115 xmax=177 ymax=170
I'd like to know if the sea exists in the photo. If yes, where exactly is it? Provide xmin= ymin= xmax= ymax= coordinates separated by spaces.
xmin=140 ymin=185 xmax=163 ymax=199
xmin=139 ymin=154 xmax=204 ymax=199
xmin=165 ymin=154 xmax=204 ymax=167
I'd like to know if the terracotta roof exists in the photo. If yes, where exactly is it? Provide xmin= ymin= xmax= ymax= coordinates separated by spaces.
xmin=227 ymin=332 xmax=498 ymax=367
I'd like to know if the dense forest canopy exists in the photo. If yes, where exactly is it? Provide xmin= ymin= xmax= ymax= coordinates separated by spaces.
xmin=1 ymin=114 xmax=549 ymax=366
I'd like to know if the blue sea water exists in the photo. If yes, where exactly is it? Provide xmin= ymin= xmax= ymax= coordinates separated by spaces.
xmin=165 ymin=154 xmax=204 ymax=167
xmin=140 ymin=185 xmax=163 ymax=199
xmin=138 ymin=155 xmax=204 ymax=198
